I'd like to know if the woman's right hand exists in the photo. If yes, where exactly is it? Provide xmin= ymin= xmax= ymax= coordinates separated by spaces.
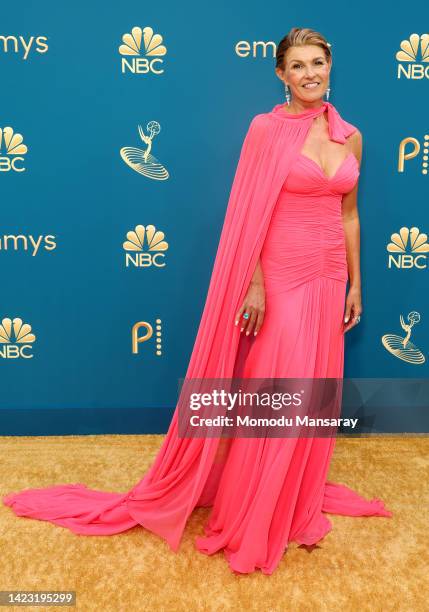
xmin=235 ymin=281 xmax=266 ymax=337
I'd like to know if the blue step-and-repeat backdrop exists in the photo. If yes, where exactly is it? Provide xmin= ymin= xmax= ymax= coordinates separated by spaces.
xmin=1 ymin=2 xmax=428 ymax=434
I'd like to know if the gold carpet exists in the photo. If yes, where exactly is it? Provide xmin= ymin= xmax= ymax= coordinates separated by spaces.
xmin=1 ymin=435 xmax=427 ymax=612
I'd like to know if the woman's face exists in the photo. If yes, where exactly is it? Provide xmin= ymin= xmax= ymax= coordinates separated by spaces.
xmin=276 ymin=44 xmax=331 ymax=104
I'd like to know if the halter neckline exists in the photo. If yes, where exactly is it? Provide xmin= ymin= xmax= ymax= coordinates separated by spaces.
xmin=268 ymin=100 xmax=355 ymax=145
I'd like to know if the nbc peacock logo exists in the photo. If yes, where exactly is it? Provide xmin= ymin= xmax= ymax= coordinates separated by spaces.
xmin=0 ymin=317 xmax=36 ymax=359
xmin=119 ymin=26 xmax=167 ymax=74
xmin=396 ymin=33 xmax=429 ymax=79
xmin=120 ymin=122 xmax=169 ymax=180
xmin=382 ymin=312 xmax=425 ymax=364
xmin=132 ymin=318 xmax=162 ymax=356
xmin=398 ymin=134 xmax=429 ymax=175
xmin=387 ymin=227 xmax=429 ymax=269
xmin=123 ymin=224 xmax=168 ymax=268
xmin=0 ymin=127 xmax=27 ymax=172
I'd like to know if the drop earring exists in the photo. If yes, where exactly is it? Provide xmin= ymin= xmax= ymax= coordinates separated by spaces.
xmin=284 ymin=83 xmax=290 ymax=104
xmin=325 ymin=86 xmax=330 ymax=101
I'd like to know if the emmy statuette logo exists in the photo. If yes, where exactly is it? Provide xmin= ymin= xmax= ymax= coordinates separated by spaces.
xmin=382 ymin=312 xmax=425 ymax=364
xmin=123 ymin=225 xmax=168 ymax=268
xmin=398 ymin=134 xmax=429 ymax=174
xmin=387 ymin=227 xmax=429 ymax=269
xmin=396 ymin=33 xmax=429 ymax=79
xmin=132 ymin=319 xmax=162 ymax=356
xmin=0 ymin=317 xmax=36 ymax=359
xmin=0 ymin=127 xmax=27 ymax=172
xmin=120 ymin=122 xmax=169 ymax=180
xmin=119 ymin=26 xmax=167 ymax=74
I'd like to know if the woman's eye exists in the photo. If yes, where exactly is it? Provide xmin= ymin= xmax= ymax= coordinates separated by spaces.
xmin=293 ymin=61 xmax=324 ymax=69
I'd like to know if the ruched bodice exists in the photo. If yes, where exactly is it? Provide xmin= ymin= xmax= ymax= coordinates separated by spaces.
xmin=260 ymin=150 xmax=360 ymax=293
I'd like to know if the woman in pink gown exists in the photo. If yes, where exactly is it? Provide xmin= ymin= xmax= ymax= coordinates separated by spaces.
xmin=195 ymin=114 xmax=364 ymax=572
xmin=3 ymin=28 xmax=392 ymax=575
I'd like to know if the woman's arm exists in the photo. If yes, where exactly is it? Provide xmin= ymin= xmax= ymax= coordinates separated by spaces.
xmin=235 ymin=257 xmax=266 ymax=336
xmin=249 ymin=257 xmax=264 ymax=287
xmin=342 ymin=129 xmax=363 ymax=332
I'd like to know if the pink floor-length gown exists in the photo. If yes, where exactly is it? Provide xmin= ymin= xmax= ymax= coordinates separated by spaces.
xmin=195 ymin=148 xmax=369 ymax=573
xmin=3 ymin=103 xmax=393 ymax=575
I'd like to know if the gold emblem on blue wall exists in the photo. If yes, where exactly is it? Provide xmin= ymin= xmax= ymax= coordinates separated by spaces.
xmin=123 ymin=224 xmax=168 ymax=268
xmin=120 ymin=122 xmax=169 ymax=180
xmin=396 ymin=33 xmax=429 ymax=79
xmin=398 ymin=134 xmax=429 ymax=174
xmin=0 ymin=127 xmax=27 ymax=172
xmin=382 ymin=312 xmax=425 ymax=364
xmin=132 ymin=319 xmax=162 ymax=355
xmin=119 ymin=26 xmax=166 ymax=74
xmin=0 ymin=317 xmax=36 ymax=359
xmin=387 ymin=227 xmax=429 ymax=269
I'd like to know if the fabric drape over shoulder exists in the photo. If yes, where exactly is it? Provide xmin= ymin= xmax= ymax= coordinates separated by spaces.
xmin=3 ymin=101 xmax=392 ymax=550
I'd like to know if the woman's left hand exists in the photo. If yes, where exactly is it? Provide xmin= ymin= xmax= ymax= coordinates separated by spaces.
xmin=343 ymin=285 xmax=362 ymax=333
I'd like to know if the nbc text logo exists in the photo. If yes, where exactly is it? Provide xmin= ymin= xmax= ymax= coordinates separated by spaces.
xmin=0 ymin=127 xmax=27 ymax=172
xmin=396 ymin=33 xmax=429 ymax=79
xmin=132 ymin=318 xmax=162 ymax=355
xmin=387 ymin=227 xmax=429 ymax=269
xmin=123 ymin=225 xmax=168 ymax=268
xmin=382 ymin=311 xmax=425 ymax=364
xmin=0 ymin=35 xmax=48 ymax=60
xmin=119 ymin=26 xmax=166 ymax=74
xmin=0 ymin=317 xmax=36 ymax=359
xmin=120 ymin=122 xmax=169 ymax=180
xmin=398 ymin=134 xmax=429 ymax=174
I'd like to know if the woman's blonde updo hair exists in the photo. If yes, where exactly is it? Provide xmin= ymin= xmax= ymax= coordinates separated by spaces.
xmin=275 ymin=27 xmax=332 ymax=70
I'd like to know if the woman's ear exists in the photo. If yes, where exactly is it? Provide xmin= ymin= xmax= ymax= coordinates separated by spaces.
xmin=275 ymin=68 xmax=285 ymax=82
